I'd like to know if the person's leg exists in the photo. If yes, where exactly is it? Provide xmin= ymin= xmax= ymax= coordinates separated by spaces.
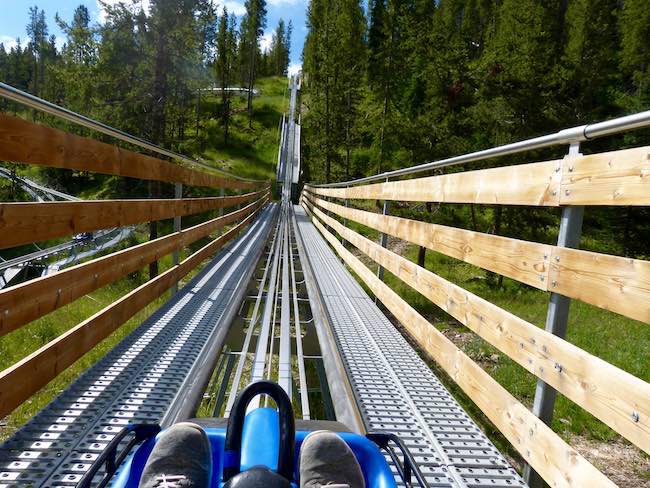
xmin=139 ymin=422 xmax=212 ymax=488
xmin=299 ymin=431 xmax=365 ymax=488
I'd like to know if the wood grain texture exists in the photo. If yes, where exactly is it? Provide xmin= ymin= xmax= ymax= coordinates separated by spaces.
xmin=306 ymin=190 xmax=650 ymax=324
xmin=305 ymin=159 xmax=561 ymax=205
xmin=0 ymin=113 xmax=261 ymax=189
xmin=304 ymin=191 xmax=551 ymax=289
xmin=307 ymin=201 xmax=650 ymax=455
xmin=0 ymin=188 xmax=267 ymax=249
xmin=560 ymin=146 xmax=650 ymax=205
xmin=305 ymin=204 xmax=615 ymax=488
xmin=0 ymin=205 xmax=264 ymax=418
xmin=0 ymin=195 xmax=268 ymax=337
xmin=549 ymin=247 xmax=650 ymax=324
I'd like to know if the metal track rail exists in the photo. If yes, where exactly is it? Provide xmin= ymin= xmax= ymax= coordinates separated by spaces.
xmin=224 ymin=220 xmax=280 ymax=415
xmin=294 ymin=205 xmax=527 ymax=488
xmin=0 ymin=205 xmax=275 ymax=487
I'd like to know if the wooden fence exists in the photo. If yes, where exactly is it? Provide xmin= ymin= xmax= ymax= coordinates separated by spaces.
xmin=0 ymin=114 xmax=269 ymax=419
xmin=301 ymin=144 xmax=650 ymax=488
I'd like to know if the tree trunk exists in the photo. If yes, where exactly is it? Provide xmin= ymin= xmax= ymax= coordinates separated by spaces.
xmin=417 ymin=246 xmax=426 ymax=267
xmin=345 ymin=89 xmax=351 ymax=180
xmin=149 ymin=36 xmax=168 ymax=280
xmin=487 ymin=206 xmax=503 ymax=288
xmin=470 ymin=204 xmax=478 ymax=231
xmin=247 ymin=41 xmax=256 ymax=129
xmin=325 ymin=78 xmax=331 ymax=182
xmin=418 ymin=202 xmax=433 ymax=267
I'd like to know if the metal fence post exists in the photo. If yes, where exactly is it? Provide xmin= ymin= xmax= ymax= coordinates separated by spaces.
xmin=219 ymin=187 xmax=225 ymax=231
xmin=523 ymin=142 xmax=585 ymax=487
xmin=342 ymin=198 xmax=349 ymax=246
xmin=171 ymin=182 xmax=182 ymax=294
xmin=377 ymin=178 xmax=390 ymax=281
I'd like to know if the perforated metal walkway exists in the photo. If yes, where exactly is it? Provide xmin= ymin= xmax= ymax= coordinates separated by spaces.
xmin=294 ymin=205 xmax=526 ymax=488
xmin=0 ymin=204 xmax=276 ymax=487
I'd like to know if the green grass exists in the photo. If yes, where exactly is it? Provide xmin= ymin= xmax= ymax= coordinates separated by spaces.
xmin=182 ymin=76 xmax=289 ymax=181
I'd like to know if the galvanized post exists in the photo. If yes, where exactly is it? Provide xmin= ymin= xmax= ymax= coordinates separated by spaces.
xmin=377 ymin=178 xmax=390 ymax=281
xmin=523 ymin=142 xmax=585 ymax=487
xmin=218 ymin=187 xmax=225 ymax=236
xmin=342 ymin=198 xmax=349 ymax=246
xmin=171 ymin=182 xmax=182 ymax=294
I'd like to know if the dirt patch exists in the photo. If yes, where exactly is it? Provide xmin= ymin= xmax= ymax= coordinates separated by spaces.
xmin=568 ymin=434 xmax=649 ymax=487
xmin=386 ymin=236 xmax=410 ymax=257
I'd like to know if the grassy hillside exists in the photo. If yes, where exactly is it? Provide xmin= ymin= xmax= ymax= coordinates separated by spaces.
xmin=182 ymin=76 xmax=288 ymax=181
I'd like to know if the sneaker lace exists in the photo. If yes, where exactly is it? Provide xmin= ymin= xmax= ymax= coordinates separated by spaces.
xmin=153 ymin=474 xmax=192 ymax=487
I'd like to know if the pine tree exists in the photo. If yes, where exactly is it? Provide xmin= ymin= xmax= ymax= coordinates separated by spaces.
xmin=241 ymin=0 xmax=267 ymax=127
xmin=54 ymin=5 xmax=97 ymax=113
xmin=619 ymin=0 xmax=650 ymax=113
xmin=216 ymin=7 xmax=237 ymax=144
xmin=26 ymin=6 xmax=49 ymax=98
xmin=562 ymin=0 xmax=620 ymax=122
xmin=268 ymin=19 xmax=291 ymax=76
xmin=303 ymin=0 xmax=365 ymax=182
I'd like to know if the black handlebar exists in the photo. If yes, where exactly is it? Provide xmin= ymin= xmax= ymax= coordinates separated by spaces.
xmin=223 ymin=380 xmax=295 ymax=482
xmin=76 ymin=423 xmax=161 ymax=488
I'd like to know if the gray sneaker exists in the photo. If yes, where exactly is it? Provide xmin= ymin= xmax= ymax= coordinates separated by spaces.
xmin=138 ymin=422 xmax=211 ymax=488
xmin=299 ymin=431 xmax=365 ymax=488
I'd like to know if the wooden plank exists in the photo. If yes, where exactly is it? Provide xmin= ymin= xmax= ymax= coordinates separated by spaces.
xmin=304 ymin=192 xmax=551 ymax=289
xmin=305 ymin=159 xmax=561 ymax=205
xmin=0 ymin=113 xmax=260 ymax=190
xmin=0 ymin=205 xmax=264 ymax=418
xmin=305 ymin=205 xmax=615 ymax=488
xmin=549 ymin=247 xmax=650 ymax=324
xmin=0 ymin=189 xmax=267 ymax=249
xmin=560 ymin=146 xmax=650 ymax=205
xmin=0 ymin=195 xmax=268 ymax=337
xmin=307 ymin=201 xmax=650 ymax=455
xmin=307 ymin=145 xmax=650 ymax=207
xmin=306 ymin=190 xmax=650 ymax=325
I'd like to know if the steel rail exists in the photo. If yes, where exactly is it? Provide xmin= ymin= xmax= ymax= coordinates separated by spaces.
xmin=249 ymin=210 xmax=283 ymax=399
xmin=289 ymin=207 xmax=310 ymax=419
xmin=313 ymin=109 xmax=650 ymax=188
xmin=278 ymin=203 xmax=292 ymax=396
xmin=0 ymin=81 xmax=259 ymax=183
xmin=224 ymin=219 xmax=280 ymax=416
xmin=161 ymin=204 xmax=276 ymax=425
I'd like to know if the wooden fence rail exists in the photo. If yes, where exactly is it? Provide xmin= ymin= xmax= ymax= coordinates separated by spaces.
xmin=0 ymin=202 xmax=266 ymax=419
xmin=0 ymin=195 xmax=268 ymax=337
xmin=303 ymin=202 xmax=615 ymax=488
xmin=0 ymin=113 xmax=260 ymax=190
xmin=301 ymin=142 xmax=650 ymax=488
xmin=305 ymin=198 xmax=650 ymax=454
xmin=304 ymin=192 xmax=550 ymax=289
xmin=305 ymin=145 xmax=650 ymax=206
xmin=303 ymin=191 xmax=650 ymax=324
xmin=0 ymin=188 xmax=268 ymax=249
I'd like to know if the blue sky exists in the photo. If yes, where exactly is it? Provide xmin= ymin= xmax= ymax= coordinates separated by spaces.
xmin=0 ymin=0 xmax=307 ymax=74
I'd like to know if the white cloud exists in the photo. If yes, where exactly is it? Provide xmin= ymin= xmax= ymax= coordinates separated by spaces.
xmin=54 ymin=37 xmax=66 ymax=52
xmin=260 ymin=31 xmax=273 ymax=53
xmin=217 ymin=1 xmax=246 ymax=16
xmin=267 ymin=0 xmax=304 ymax=5
xmin=96 ymin=0 xmax=151 ymax=24
xmin=95 ymin=1 xmax=245 ymax=22
xmin=287 ymin=63 xmax=301 ymax=77
xmin=0 ymin=36 xmax=27 ymax=51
